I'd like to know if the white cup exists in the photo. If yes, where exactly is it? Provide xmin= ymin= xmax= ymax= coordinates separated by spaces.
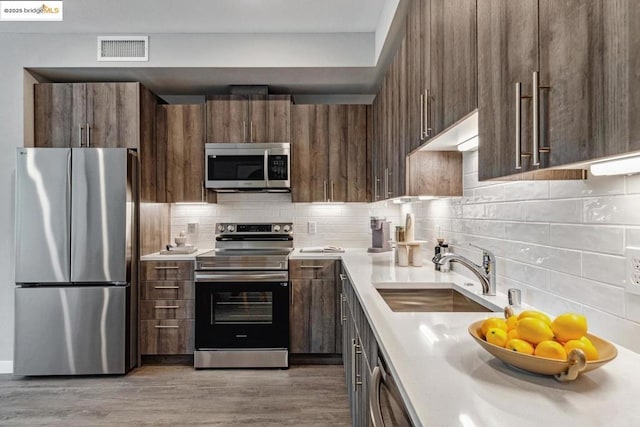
xmin=410 ymin=245 xmax=423 ymax=267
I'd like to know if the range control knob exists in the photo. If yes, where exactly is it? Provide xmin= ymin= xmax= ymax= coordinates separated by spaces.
xmin=227 ymin=225 xmax=235 ymax=232
xmin=283 ymin=225 xmax=291 ymax=233
xmin=273 ymin=224 xmax=281 ymax=232
xmin=217 ymin=224 xmax=225 ymax=232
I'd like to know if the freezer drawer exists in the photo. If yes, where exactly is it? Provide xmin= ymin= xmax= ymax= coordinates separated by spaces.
xmin=14 ymin=285 xmax=129 ymax=376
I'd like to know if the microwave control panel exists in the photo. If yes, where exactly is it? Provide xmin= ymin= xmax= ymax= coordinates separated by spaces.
xmin=268 ymin=155 xmax=288 ymax=180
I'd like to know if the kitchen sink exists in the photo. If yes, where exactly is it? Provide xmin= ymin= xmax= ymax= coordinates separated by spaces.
xmin=377 ymin=288 xmax=493 ymax=312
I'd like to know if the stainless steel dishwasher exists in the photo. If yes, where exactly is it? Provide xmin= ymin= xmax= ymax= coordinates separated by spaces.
xmin=369 ymin=354 xmax=413 ymax=426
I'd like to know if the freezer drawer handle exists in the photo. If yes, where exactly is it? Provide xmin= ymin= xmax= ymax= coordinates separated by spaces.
xmin=155 ymin=305 xmax=179 ymax=309
xmin=154 ymin=325 xmax=179 ymax=329
xmin=154 ymin=266 xmax=180 ymax=270
xmin=154 ymin=286 xmax=180 ymax=289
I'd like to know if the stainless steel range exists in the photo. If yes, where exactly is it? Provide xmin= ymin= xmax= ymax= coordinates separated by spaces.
xmin=194 ymin=222 xmax=293 ymax=368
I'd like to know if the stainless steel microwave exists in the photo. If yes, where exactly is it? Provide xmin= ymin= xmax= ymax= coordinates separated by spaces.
xmin=205 ymin=143 xmax=290 ymax=192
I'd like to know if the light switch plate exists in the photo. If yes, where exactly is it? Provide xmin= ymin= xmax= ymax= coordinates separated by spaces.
xmin=308 ymin=221 xmax=317 ymax=235
xmin=625 ymin=247 xmax=640 ymax=295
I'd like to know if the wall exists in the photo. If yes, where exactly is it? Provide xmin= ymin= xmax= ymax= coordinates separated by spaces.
xmin=0 ymin=30 xmax=378 ymax=367
xmin=170 ymin=194 xmax=401 ymax=249
xmin=403 ymin=151 xmax=640 ymax=353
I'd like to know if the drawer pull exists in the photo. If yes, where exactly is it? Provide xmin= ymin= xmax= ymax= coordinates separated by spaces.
xmin=154 ymin=286 xmax=180 ymax=289
xmin=299 ymin=265 xmax=326 ymax=269
xmin=154 ymin=266 xmax=180 ymax=270
xmin=155 ymin=305 xmax=179 ymax=309
xmin=154 ymin=325 xmax=179 ymax=329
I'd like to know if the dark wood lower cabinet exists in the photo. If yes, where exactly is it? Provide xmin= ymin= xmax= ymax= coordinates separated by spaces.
xmin=140 ymin=261 xmax=195 ymax=356
xmin=141 ymin=320 xmax=195 ymax=355
xmin=289 ymin=259 xmax=342 ymax=355
xmin=341 ymin=267 xmax=377 ymax=427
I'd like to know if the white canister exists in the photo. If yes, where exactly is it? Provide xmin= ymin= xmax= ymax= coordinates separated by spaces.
xmin=396 ymin=243 xmax=409 ymax=267
xmin=409 ymin=243 xmax=423 ymax=266
xmin=405 ymin=213 xmax=415 ymax=243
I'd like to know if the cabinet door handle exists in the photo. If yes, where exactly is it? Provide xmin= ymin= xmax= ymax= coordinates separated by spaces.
xmin=331 ymin=180 xmax=335 ymax=202
xmin=154 ymin=266 xmax=180 ymax=270
xmin=532 ymin=71 xmax=550 ymax=166
xmin=153 ymin=286 xmax=180 ymax=290
xmin=424 ymin=89 xmax=432 ymax=137
xmin=515 ymin=82 xmax=522 ymax=170
xmin=201 ymin=181 xmax=205 ymax=202
xmin=78 ymin=125 xmax=84 ymax=147
xmin=369 ymin=366 xmax=384 ymax=427
xmin=339 ymin=273 xmax=347 ymax=281
xmin=340 ymin=292 xmax=345 ymax=325
xmin=154 ymin=305 xmax=179 ymax=309
xmin=374 ymin=176 xmax=380 ymax=201
xmin=243 ymin=121 xmax=247 ymax=142
xmin=355 ymin=341 xmax=363 ymax=389
xmin=250 ymin=120 xmax=254 ymax=142
xmin=351 ymin=339 xmax=357 ymax=392
xmin=420 ymin=92 xmax=424 ymax=140
xmin=154 ymin=325 xmax=179 ymax=329
xmin=86 ymin=123 xmax=91 ymax=148
xmin=299 ymin=265 xmax=326 ymax=269
xmin=386 ymin=168 xmax=392 ymax=197
xmin=323 ymin=180 xmax=328 ymax=202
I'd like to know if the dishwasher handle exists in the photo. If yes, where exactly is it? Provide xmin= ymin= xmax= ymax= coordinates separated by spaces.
xmin=370 ymin=366 xmax=384 ymax=427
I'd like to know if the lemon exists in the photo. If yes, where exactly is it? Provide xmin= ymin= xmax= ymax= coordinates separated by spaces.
xmin=506 ymin=315 xmax=519 ymax=331
xmin=552 ymin=313 xmax=588 ymax=342
xmin=505 ymin=338 xmax=534 ymax=355
xmin=534 ymin=340 xmax=568 ymax=360
xmin=517 ymin=310 xmax=552 ymax=326
xmin=481 ymin=317 xmax=508 ymax=337
xmin=516 ymin=317 xmax=554 ymax=345
xmin=486 ymin=327 xmax=508 ymax=347
xmin=507 ymin=329 xmax=519 ymax=341
xmin=564 ymin=338 xmax=599 ymax=361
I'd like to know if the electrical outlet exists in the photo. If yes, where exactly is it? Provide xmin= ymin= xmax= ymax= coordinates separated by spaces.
xmin=308 ymin=221 xmax=317 ymax=235
xmin=187 ymin=222 xmax=198 ymax=234
xmin=626 ymin=247 xmax=640 ymax=294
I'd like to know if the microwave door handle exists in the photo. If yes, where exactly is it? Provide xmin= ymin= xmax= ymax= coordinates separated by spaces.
xmin=264 ymin=150 xmax=269 ymax=188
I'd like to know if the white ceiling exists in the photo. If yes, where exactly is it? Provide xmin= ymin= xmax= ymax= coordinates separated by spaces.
xmin=0 ymin=0 xmax=388 ymax=33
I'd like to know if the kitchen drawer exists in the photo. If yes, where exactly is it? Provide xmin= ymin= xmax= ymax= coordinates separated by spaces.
xmin=140 ymin=299 xmax=194 ymax=320
xmin=140 ymin=281 xmax=194 ymax=300
xmin=141 ymin=261 xmax=194 ymax=281
xmin=141 ymin=320 xmax=194 ymax=355
xmin=289 ymin=259 xmax=337 ymax=279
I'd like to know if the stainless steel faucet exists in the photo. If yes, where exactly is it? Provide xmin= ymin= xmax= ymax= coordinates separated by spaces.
xmin=432 ymin=243 xmax=496 ymax=296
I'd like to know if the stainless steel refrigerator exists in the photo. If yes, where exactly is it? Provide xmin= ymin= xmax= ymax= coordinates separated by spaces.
xmin=14 ymin=148 xmax=138 ymax=376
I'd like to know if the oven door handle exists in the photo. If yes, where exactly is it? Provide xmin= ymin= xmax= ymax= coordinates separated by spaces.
xmin=264 ymin=149 xmax=270 ymax=188
xmin=195 ymin=272 xmax=289 ymax=283
xmin=197 ymin=264 xmax=286 ymax=271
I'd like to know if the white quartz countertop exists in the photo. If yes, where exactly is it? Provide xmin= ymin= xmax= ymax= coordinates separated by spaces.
xmin=337 ymin=249 xmax=640 ymax=427
xmin=140 ymin=248 xmax=213 ymax=261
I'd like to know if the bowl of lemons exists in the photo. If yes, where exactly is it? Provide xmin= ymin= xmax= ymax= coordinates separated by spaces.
xmin=468 ymin=310 xmax=617 ymax=381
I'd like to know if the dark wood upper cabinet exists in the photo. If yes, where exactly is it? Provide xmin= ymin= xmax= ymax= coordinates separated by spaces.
xmin=206 ymin=95 xmax=291 ymax=143
xmin=291 ymin=104 xmax=369 ymax=203
xmin=156 ymin=104 xmax=216 ymax=203
xmin=429 ymin=0 xmax=477 ymax=136
xmin=34 ymin=82 xmax=162 ymax=201
xmin=478 ymin=0 xmax=639 ymax=180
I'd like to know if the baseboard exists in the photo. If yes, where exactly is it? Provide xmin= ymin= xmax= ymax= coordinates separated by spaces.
xmin=0 ymin=360 xmax=13 ymax=374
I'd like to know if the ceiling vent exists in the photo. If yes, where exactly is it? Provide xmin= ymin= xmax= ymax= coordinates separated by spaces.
xmin=97 ymin=36 xmax=148 ymax=62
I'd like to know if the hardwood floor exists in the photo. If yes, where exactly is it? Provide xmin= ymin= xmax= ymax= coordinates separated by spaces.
xmin=0 ymin=365 xmax=351 ymax=426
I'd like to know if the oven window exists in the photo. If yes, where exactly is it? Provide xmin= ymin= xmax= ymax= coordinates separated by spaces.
xmin=208 ymin=155 xmax=264 ymax=181
xmin=213 ymin=291 xmax=273 ymax=324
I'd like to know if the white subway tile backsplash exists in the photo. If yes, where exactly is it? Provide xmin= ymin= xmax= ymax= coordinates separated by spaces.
xmin=503 ymin=259 xmax=549 ymax=290
xmin=501 ymin=278 xmax=583 ymax=315
xmin=549 ymin=224 xmax=625 ymax=255
xmin=549 ymin=173 xmax=625 ymax=199
xmin=581 ymin=252 xmax=628 ymax=287
xmin=548 ymin=271 xmax=625 ymax=316
xmin=503 ymin=181 xmax=549 ymax=201
xmin=463 ymin=150 xmax=478 ymax=174
xmin=523 ymin=199 xmax=582 ymax=223
xmin=627 ymin=228 xmax=640 ymax=247
xmin=583 ymin=196 xmax=640 ymax=226
xmin=508 ymin=242 xmax=582 ymax=276
xmin=473 ymin=185 xmax=505 ymax=202
xmin=582 ymin=307 xmax=640 ymax=353
xmin=625 ymin=292 xmax=640 ymax=323
xmin=626 ymin=174 xmax=640 ymax=194
xmin=504 ymin=222 xmax=550 ymax=245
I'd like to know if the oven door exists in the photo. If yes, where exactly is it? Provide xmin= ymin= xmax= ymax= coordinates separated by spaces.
xmin=195 ymin=271 xmax=289 ymax=349
xmin=205 ymin=143 xmax=290 ymax=190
